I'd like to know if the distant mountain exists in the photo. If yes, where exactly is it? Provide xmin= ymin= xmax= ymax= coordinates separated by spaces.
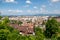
xmin=33 ymin=14 xmax=60 ymax=16
xmin=1 ymin=14 xmax=60 ymax=16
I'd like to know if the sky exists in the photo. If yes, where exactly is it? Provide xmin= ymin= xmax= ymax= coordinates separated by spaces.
xmin=0 ymin=0 xmax=60 ymax=15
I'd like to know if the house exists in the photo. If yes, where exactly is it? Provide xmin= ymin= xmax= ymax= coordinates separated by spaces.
xmin=10 ymin=23 xmax=35 ymax=35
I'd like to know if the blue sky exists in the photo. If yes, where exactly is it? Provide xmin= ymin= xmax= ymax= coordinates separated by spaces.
xmin=0 ymin=0 xmax=60 ymax=15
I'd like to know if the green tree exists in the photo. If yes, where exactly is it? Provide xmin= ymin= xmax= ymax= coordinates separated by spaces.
xmin=27 ymin=35 xmax=35 ymax=40
xmin=18 ymin=21 xmax=23 ymax=25
xmin=2 ymin=17 xmax=10 ymax=24
xmin=35 ymin=27 xmax=45 ymax=40
xmin=0 ymin=16 xmax=2 ymax=20
xmin=44 ymin=18 xmax=59 ymax=38
xmin=0 ymin=17 xmax=20 ymax=40
xmin=0 ymin=29 xmax=10 ymax=40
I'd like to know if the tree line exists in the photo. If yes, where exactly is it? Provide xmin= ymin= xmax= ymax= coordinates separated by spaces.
xmin=0 ymin=16 xmax=60 ymax=40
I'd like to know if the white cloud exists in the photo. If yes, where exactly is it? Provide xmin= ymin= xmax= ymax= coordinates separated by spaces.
xmin=27 ymin=10 xmax=32 ymax=13
xmin=51 ymin=0 xmax=60 ymax=2
xmin=27 ymin=10 xmax=31 ymax=12
xmin=4 ymin=0 xmax=17 ymax=3
xmin=16 ymin=10 xmax=23 ymax=13
xmin=34 ymin=10 xmax=40 ymax=13
xmin=33 ymin=6 xmax=38 ymax=9
xmin=26 ymin=0 xmax=31 ymax=4
xmin=23 ymin=5 xmax=29 ymax=8
xmin=52 ymin=10 xmax=60 ymax=14
xmin=8 ymin=9 xmax=60 ymax=14
xmin=40 ymin=8 xmax=48 ymax=13
xmin=5 ymin=0 xmax=14 ymax=2
xmin=8 ymin=10 xmax=12 ymax=12
xmin=39 ymin=5 xmax=48 ymax=13
xmin=8 ymin=10 xmax=23 ymax=13
xmin=41 ymin=5 xmax=46 ymax=8
xmin=1 ymin=9 xmax=60 ymax=15
xmin=39 ymin=8 xmax=60 ymax=14
xmin=26 ymin=10 xmax=39 ymax=14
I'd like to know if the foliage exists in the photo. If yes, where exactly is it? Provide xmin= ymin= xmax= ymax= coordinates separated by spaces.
xmin=0 ymin=29 xmax=10 ymax=40
xmin=1 ymin=17 xmax=10 ymax=24
xmin=10 ymin=20 xmax=17 ymax=24
xmin=0 ymin=17 xmax=60 ymax=40
xmin=0 ymin=18 xmax=45 ymax=40
xmin=0 ymin=16 xmax=2 ymax=19
xmin=0 ymin=17 xmax=20 ymax=40
xmin=18 ymin=21 xmax=23 ymax=25
xmin=57 ymin=37 xmax=60 ymax=40
xmin=35 ymin=27 xmax=45 ymax=40
xmin=44 ymin=18 xmax=59 ymax=38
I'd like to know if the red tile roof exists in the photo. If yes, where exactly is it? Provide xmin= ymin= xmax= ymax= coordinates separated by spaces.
xmin=10 ymin=23 xmax=34 ymax=34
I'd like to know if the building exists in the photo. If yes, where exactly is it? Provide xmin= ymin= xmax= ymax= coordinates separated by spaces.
xmin=10 ymin=23 xmax=35 ymax=35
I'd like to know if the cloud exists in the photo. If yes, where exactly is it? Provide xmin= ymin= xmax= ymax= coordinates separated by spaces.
xmin=41 ymin=5 xmax=46 ymax=8
xmin=51 ymin=10 xmax=60 ymax=14
xmin=39 ymin=5 xmax=48 ymax=13
xmin=40 ymin=8 xmax=48 ymax=13
xmin=8 ymin=9 xmax=60 ymax=14
xmin=4 ymin=0 xmax=17 ymax=3
xmin=39 ymin=5 xmax=60 ymax=14
xmin=8 ymin=10 xmax=23 ymax=13
xmin=39 ymin=6 xmax=60 ymax=14
xmin=33 ymin=6 xmax=38 ymax=9
xmin=34 ymin=10 xmax=40 ymax=13
xmin=39 ymin=8 xmax=60 ymax=14
xmin=26 ymin=0 xmax=31 ymax=4
xmin=5 ymin=0 xmax=15 ymax=2
xmin=26 ymin=10 xmax=40 ymax=14
xmin=26 ymin=10 xmax=31 ymax=13
xmin=51 ymin=0 xmax=60 ymax=2
xmin=1 ymin=9 xmax=60 ymax=15
xmin=23 ymin=5 xmax=29 ymax=8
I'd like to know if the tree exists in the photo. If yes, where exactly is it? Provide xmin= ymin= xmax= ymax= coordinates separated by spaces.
xmin=35 ymin=27 xmax=45 ymax=40
xmin=0 ymin=16 xmax=2 ymax=20
xmin=2 ymin=17 xmax=10 ymax=24
xmin=18 ymin=21 xmax=23 ymax=26
xmin=0 ymin=29 xmax=10 ymax=40
xmin=0 ymin=17 xmax=20 ymax=40
xmin=44 ymin=18 xmax=59 ymax=38
xmin=57 ymin=37 xmax=60 ymax=40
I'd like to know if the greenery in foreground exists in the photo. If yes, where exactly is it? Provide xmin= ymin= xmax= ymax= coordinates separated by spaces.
xmin=0 ymin=16 xmax=60 ymax=40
